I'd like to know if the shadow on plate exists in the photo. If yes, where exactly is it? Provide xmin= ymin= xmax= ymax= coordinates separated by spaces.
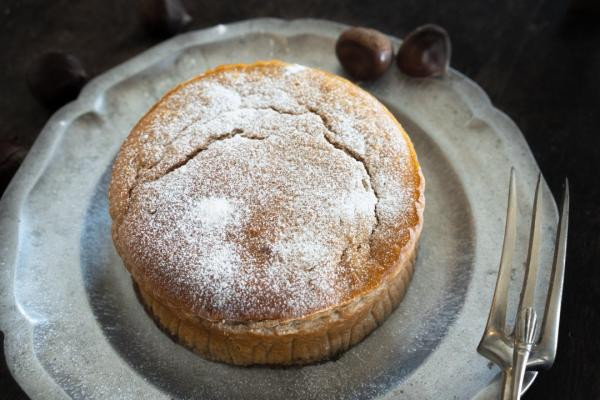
xmin=80 ymin=112 xmax=476 ymax=399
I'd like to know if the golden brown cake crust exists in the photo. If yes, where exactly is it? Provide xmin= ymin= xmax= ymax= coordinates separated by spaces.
xmin=134 ymin=242 xmax=417 ymax=365
xmin=109 ymin=61 xmax=424 ymax=364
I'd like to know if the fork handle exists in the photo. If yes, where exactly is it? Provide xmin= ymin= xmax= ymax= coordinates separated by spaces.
xmin=510 ymin=344 xmax=533 ymax=399
xmin=500 ymin=369 xmax=539 ymax=400
xmin=500 ymin=368 xmax=515 ymax=400
xmin=499 ymin=344 xmax=535 ymax=400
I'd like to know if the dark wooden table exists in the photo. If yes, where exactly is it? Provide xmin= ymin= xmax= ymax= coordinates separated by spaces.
xmin=1 ymin=1 xmax=599 ymax=399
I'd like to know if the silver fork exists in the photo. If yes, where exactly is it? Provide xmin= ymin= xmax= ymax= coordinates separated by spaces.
xmin=477 ymin=169 xmax=569 ymax=399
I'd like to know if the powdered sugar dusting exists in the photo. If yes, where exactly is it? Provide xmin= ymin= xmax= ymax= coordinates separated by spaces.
xmin=189 ymin=197 xmax=236 ymax=228
xmin=284 ymin=63 xmax=306 ymax=75
xmin=335 ymin=190 xmax=377 ymax=221
xmin=114 ymin=62 xmax=421 ymax=321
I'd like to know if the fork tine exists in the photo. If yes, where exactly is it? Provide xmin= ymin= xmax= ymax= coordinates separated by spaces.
xmin=515 ymin=173 xmax=544 ymax=329
xmin=533 ymin=178 xmax=569 ymax=366
xmin=483 ymin=168 xmax=518 ymax=335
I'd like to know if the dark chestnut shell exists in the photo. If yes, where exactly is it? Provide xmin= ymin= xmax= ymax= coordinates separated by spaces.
xmin=397 ymin=24 xmax=451 ymax=78
xmin=138 ymin=0 xmax=192 ymax=37
xmin=26 ymin=51 xmax=88 ymax=109
xmin=0 ymin=141 xmax=28 ymax=193
xmin=336 ymin=27 xmax=393 ymax=81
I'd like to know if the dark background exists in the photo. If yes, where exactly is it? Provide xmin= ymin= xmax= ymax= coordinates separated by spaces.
xmin=1 ymin=0 xmax=599 ymax=399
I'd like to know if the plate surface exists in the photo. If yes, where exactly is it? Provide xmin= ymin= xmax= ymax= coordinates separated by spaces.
xmin=0 ymin=18 xmax=558 ymax=399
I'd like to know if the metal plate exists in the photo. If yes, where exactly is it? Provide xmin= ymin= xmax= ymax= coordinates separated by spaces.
xmin=0 ymin=18 xmax=558 ymax=399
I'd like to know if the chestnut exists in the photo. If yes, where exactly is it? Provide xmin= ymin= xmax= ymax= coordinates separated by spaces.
xmin=27 ymin=51 xmax=88 ymax=109
xmin=138 ymin=0 xmax=192 ymax=37
xmin=397 ymin=24 xmax=451 ymax=78
xmin=336 ymin=27 xmax=393 ymax=81
xmin=0 ymin=141 xmax=28 ymax=194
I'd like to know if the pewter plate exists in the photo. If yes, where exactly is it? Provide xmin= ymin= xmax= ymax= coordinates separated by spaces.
xmin=0 ymin=18 xmax=559 ymax=400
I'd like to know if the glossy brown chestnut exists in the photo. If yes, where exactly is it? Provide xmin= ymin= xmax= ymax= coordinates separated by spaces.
xmin=26 ymin=51 xmax=88 ymax=109
xmin=397 ymin=24 xmax=451 ymax=78
xmin=138 ymin=0 xmax=192 ymax=37
xmin=0 ymin=141 xmax=28 ymax=194
xmin=336 ymin=27 xmax=393 ymax=81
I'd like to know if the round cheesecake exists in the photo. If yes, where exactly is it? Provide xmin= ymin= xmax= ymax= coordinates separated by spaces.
xmin=109 ymin=60 xmax=425 ymax=365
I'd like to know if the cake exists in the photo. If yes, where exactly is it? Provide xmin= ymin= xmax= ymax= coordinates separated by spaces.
xmin=108 ymin=60 xmax=425 ymax=365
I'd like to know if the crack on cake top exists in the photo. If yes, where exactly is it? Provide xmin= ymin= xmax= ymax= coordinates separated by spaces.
xmin=112 ymin=62 xmax=419 ymax=321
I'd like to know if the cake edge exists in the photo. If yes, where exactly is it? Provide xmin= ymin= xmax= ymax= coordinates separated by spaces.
xmin=130 ymin=197 xmax=422 ymax=365
xmin=109 ymin=60 xmax=426 ymax=365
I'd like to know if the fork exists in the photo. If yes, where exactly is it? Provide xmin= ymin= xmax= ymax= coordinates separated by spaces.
xmin=477 ymin=169 xmax=569 ymax=399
